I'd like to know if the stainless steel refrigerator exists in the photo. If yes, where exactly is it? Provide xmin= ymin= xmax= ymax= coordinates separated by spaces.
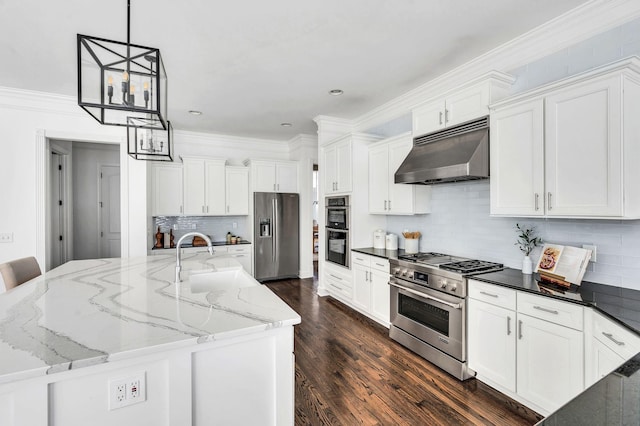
xmin=254 ymin=192 xmax=299 ymax=282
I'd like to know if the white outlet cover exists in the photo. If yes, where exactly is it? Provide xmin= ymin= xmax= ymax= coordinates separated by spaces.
xmin=109 ymin=371 xmax=146 ymax=410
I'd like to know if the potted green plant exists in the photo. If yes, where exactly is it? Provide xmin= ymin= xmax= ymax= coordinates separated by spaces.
xmin=515 ymin=223 xmax=542 ymax=274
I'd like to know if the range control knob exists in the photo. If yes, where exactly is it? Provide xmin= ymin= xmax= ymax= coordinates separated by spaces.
xmin=440 ymin=279 xmax=447 ymax=288
xmin=449 ymin=283 xmax=458 ymax=292
xmin=393 ymin=268 xmax=401 ymax=275
xmin=401 ymin=269 xmax=408 ymax=277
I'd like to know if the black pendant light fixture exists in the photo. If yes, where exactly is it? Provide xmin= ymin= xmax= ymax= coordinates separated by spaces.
xmin=77 ymin=0 xmax=173 ymax=161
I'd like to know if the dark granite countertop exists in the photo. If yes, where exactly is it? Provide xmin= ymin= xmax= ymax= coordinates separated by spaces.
xmin=351 ymin=247 xmax=401 ymax=260
xmin=152 ymin=240 xmax=252 ymax=250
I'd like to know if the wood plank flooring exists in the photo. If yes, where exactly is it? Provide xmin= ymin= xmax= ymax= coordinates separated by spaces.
xmin=266 ymin=274 xmax=543 ymax=426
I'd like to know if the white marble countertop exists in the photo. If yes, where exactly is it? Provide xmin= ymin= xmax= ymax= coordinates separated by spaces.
xmin=0 ymin=253 xmax=301 ymax=384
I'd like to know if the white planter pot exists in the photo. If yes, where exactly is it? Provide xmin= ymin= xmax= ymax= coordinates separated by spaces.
xmin=522 ymin=255 xmax=533 ymax=274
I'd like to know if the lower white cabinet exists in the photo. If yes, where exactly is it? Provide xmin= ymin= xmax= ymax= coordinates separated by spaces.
xmin=351 ymin=253 xmax=390 ymax=326
xmin=585 ymin=309 xmax=640 ymax=387
xmin=468 ymin=280 xmax=584 ymax=415
xmin=325 ymin=263 xmax=353 ymax=302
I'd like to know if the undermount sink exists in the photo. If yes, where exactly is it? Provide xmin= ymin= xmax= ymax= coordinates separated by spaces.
xmin=188 ymin=268 xmax=258 ymax=293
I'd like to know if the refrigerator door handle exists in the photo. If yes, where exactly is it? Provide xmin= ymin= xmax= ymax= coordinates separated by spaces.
xmin=273 ymin=196 xmax=278 ymax=261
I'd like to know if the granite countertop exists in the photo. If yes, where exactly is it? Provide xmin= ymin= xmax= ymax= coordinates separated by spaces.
xmin=152 ymin=239 xmax=252 ymax=250
xmin=351 ymin=247 xmax=401 ymax=260
xmin=0 ymin=253 xmax=300 ymax=385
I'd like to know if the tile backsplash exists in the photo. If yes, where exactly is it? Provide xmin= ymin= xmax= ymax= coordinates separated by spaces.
xmin=153 ymin=216 xmax=250 ymax=245
xmin=385 ymin=181 xmax=640 ymax=290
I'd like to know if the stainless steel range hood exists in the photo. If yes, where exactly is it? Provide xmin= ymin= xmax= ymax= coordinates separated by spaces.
xmin=395 ymin=116 xmax=490 ymax=185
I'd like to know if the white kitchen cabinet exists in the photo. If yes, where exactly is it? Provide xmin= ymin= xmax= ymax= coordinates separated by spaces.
xmin=324 ymin=263 xmax=352 ymax=302
xmin=368 ymin=133 xmax=431 ymax=215
xmin=413 ymin=75 xmax=513 ymax=136
xmin=151 ymin=163 xmax=183 ymax=216
xmin=183 ymin=157 xmax=226 ymax=215
xmin=468 ymin=280 xmax=584 ymax=415
xmin=227 ymin=244 xmax=252 ymax=274
xmin=351 ymin=253 xmax=390 ymax=326
xmin=323 ymin=138 xmax=352 ymax=194
xmin=585 ymin=309 xmax=640 ymax=387
xmin=245 ymin=160 xmax=298 ymax=193
xmin=467 ymin=297 xmax=517 ymax=392
xmin=225 ymin=166 xmax=249 ymax=215
xmin=516 ymin=312 xmax=584 ymax=413
xmin=490 ymin=58 xmax=640 ymax=219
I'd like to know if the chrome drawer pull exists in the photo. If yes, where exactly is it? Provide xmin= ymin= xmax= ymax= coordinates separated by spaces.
xmin=535 ymin=193 xmax=539 ymax=211
xmin=480 ymin=291 xmax=498 ymax=298
xmin=602 ymin=332 xmax=625 ymax=346
xmin=533 ymin=305 xmax=559 ymax=315
xmin=518 ymin=320 xmax=523 ymax=340
xmin=329 ymin=274 xmax=343 ymax=281
xmin=507 ymin=316 xmax=511 ymax=336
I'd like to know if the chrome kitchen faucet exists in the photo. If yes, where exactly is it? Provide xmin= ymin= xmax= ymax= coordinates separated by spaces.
xmin=175 ymin=232 xmax=214 ymax=283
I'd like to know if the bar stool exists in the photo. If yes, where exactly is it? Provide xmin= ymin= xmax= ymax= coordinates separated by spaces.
xmin=0 ymin=256 xmax=42 ymax=291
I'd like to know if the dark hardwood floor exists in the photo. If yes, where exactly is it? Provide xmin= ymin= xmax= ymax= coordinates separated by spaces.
xmin=266 ymin=271 xmax=543 ymax=426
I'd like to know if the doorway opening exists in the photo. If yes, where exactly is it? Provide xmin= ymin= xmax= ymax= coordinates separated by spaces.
xmin=313 ymin=164 xmax=319 ymax=270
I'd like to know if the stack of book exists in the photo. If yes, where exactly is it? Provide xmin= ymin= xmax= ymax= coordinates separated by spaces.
xmin=535 ymin=243 xmax=593 ymax=287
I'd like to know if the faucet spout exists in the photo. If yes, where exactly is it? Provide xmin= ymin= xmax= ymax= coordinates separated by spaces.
xmin=175 ymin=232 xmax=214 ymax=283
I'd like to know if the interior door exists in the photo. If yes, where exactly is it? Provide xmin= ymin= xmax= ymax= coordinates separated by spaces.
xmin=99 ymin=165 xmax=121 ymax=258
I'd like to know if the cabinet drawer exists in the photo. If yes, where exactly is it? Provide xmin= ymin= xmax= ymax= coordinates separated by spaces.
xmin=351 ymin=252 xmax=371 ymax=268
xmin=593 ymin=312 xmax=640 ymax=360
xmin=228 ymin=245 xmax=250 ymax=254
xmin=326 ymin=271 xmax=353 ymax=300
xmin=468 ymin=280 xmax=516 ymax=311
xmin=518 ymin=292 xmax=584 ymax=330
xmin=371 ymin=258 xmax=389 ymax=273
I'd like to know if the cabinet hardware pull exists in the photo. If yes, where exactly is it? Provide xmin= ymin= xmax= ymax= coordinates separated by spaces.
xmin=480 ymin=291 xmax=498 ymax=298
xmin=329 ymin=274 xmax=343 ymax=281
xmin=548 ymin=192 xmax=552 ymax=210
xmin=365 ymin=271 xmax=369 ymax=281
xmin=375 ymin=263 xmax=384 ymax=268
xmin=207 ymin=206 xmax=209 ymax=213
xmin=277 ymin=184 xmax=280 ymax=191
xmin=518 ymin=320 xmax=523 ymax=339
xmin=445 ymin=109 xmax=449 ymax=123
xmin=384 ymin=200 xmax=387 ymax=210
xmin=533 ymin=305 xmax=559 ymax=315
xmin=227 ymin=206 xmax=230 ymax=213
xmin=602 ymin=332 xmax=625 ymax=346
xmin=535 ymin=193 xmax=539 ymax=211
xmin=439 ymin=111 xmax=443 ymax=125
xmin=507 ymin=316 xmax=511 ymax=335
xmin=388 ymin=200 xmax=391 ymax=210
xmin=180 ymin=206 xmax=183 ymax=213
xmin=202 ymin=206 xmax=204 ymax=213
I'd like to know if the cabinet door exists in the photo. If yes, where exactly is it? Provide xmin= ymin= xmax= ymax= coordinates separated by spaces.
xmin=370 ymin=269 xmax=390 ymax=325
xmin=323 ymin=146 xmax=337 ymax=194
xmin=413 ymin=100 xmax=444 ymax=136
xmin=183 ymin=159 xmax=206 ymax=215
xmin=517 ymin=313 xmax=584 ymax=413
xmin=586 ymin=337 xmax=625 ymax=387
xmin=490 ymin=99 xmax=545 ymax=216
xmin=445 ymin=83 xmax=490 ymax=127
xmin=368 ymin=145 xmax=390 ymax=213
xmin=226 ymin=167 xmax=249 ymax=215
xmin=467 ymin=298 xmax=516 ymax=392
xmin=152 ymin=165 xmax=183 ymax=216
xmin=387 ymin=137 xmax=415 ymax=214
xmin=545 ymin=76 xmax=622 ymax=217
xmin=352 ymin=264 xmax=371 ymax=311
xmin=275 ymin=163 xmax=298 ymax=193
xmin=335 ymin=140 xmax=352 ymax=192
xmin=253 ymin=162 xmax=277 ymax=192
xmin=205 ymin=160 xmax=226 ymax=215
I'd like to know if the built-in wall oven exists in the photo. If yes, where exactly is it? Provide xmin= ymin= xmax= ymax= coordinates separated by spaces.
xmin=389 ymin=253 xmax=503 ymax=381
xmin=325 ymin=196 xmax=349 ymax=268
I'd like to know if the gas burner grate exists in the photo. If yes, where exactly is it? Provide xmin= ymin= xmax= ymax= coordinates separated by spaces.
xmin=439 ymin=260 xmax=503 ymax=274
xmin=397 ymin=252 xmax=449 ymax=262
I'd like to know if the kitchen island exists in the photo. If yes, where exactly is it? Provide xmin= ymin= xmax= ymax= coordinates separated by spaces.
xmin=0 ymin=253 xmax=300 ymax=426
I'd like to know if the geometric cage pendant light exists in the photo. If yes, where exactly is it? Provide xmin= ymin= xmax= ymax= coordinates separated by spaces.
xmin=77 ymin=0 xmax=172 ymax=161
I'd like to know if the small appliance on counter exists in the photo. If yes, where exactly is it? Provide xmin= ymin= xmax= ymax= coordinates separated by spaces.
xmin=373 ymin=229 xmax=386 ymax=249
xmin=385 ymin=233 xmax=398 ymax=250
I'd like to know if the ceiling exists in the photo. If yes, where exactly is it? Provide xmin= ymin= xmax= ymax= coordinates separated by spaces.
xmin=0 ymin=0 xmax=590 ymax=141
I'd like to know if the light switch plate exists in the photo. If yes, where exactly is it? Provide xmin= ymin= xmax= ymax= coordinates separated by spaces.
xmin=582 ymin=244 xmax=597 ymax=263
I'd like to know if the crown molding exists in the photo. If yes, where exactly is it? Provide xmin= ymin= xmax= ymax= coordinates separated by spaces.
xmin=0 ymin=86 xmax=86 ymax=118
xmin=352 ymin=0 xmax=640 ymax=133
xmin=287 ymin=133 xmax=318 ymax=150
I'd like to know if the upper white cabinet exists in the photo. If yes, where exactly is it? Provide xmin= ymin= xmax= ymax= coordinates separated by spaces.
xmin=182 ymin=157 xmax=249 ymax=216
xmin=368 ymin=133 xmax=431 ymax=215
xmin=151 ymin=163 xmax=183 ymax=216
xmin=490 ymin=58 xmax=640 ymax=219
xmin=323 ymin=138 xmax=352 ymax=194
xmin=244 ymin=159 xmax=298 ymax=193
xmin=412 ymin=73 xmax=514 ymax=136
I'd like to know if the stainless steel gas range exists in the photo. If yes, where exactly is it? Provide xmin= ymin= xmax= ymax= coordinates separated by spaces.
xmin=389 ymin=252 xmax=502 ymax=381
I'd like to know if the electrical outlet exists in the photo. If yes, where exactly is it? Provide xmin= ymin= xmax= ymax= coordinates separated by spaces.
xmin=233 ymin=222 xmax=237 ymax=229
xmin=582 ymin=244 xmax=597 ymax=263
xmin=0 ymin=233 xmax=13 ymax=243
xmin=109 ymin=371 xmax=146 ymax=410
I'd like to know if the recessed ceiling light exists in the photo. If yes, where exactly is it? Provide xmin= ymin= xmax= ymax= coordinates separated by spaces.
xmin=189 ymin=110 xmax=202 ymax=116
xmin=280 ymin=122 xmax=292 ymax=127
xmin=329 ymin=89 xmax=344 ymax=96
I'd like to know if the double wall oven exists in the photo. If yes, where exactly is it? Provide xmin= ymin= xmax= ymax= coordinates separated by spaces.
xmin=325 ymin=196 xmax=350 ymax=268
xmin=389 ymin=253 xmax=502 ymax=380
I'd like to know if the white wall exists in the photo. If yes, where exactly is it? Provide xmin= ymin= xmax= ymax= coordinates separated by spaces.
xmin=72 ymin=143 xmax=120 ymax=260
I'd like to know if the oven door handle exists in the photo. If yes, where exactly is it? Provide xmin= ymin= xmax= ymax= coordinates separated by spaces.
xmin=389 ymin=282 xmax=462 ymax=310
